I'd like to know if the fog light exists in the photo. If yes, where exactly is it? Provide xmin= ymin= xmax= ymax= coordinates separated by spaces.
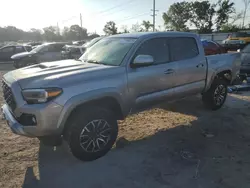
xmin=17 ymin=113 xmax=37 ymax=126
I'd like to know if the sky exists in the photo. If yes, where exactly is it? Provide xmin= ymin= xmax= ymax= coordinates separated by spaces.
xmin=0 ymin=0 xmax=248 ymax=34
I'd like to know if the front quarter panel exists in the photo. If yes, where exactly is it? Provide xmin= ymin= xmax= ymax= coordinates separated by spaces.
xmin=54 ymin=67 xmax=130 ymax=132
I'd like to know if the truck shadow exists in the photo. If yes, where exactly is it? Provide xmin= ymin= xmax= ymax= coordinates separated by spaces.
xmin=22 ymin=94 xmax=250 ymax=188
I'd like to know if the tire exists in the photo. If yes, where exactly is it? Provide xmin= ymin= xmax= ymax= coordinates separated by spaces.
xmin=65 ymin=107 xmax=118 ymax=161
xmin=202 ymin=77 xmax=228 ymax=110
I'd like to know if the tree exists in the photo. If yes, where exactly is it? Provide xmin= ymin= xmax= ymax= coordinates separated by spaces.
xmin=43 ymin=26 xmax=61 ymax=41
xmin=242 ymin=0 xmax=250 ymax=28
xmin=189 ymin=1 xmax=216 ymax=33
xmin=220 ymin=24 xmax=240 ymax=32
xmin=103 ymin=21 xmax=118 ymax=35
xmin=120 ymin=25 xmax=129 ymax=33
xmin=68 ymin=25 xmax=88 ymax=40
xmin=130 ymin=23 xmax=143 ymax=32
xmin=216 ymin=0 xmax=235 ymax=30
xmin=162 ymin=2 xmax=191 ymax=31
xmin=141 ymin=20 xmax=152 ymax=31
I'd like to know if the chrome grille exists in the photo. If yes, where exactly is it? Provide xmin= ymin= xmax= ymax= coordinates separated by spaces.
xmin=2 ymin=80 xmax=16 ymax=111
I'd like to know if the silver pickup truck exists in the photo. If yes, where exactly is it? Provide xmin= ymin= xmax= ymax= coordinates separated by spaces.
xmin=1 ymin=32 xmax=241 ymax=161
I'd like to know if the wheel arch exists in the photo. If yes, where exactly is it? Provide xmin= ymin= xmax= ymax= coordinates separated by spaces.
xmin=57 ymin=92 xmax=126 ymax=135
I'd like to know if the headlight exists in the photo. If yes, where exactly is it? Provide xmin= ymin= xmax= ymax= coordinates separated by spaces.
xmin=22 ymin=88 xmax=62 ymax=104
xmin=240 ymin=40 xmax=246 ymax=44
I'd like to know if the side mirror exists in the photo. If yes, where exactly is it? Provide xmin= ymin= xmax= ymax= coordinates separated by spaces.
xmin=131 ymin=55 xmax=154 ymax=68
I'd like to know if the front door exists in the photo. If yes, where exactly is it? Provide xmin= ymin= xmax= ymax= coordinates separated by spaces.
xmin=169 ymin=37 xmax=207 ymax=98
xmin=127 ymin=37 xmax=177 ymax=110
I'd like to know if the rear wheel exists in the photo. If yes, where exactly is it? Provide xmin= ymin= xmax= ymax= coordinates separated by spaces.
xmin=202 ymin=78 xmax=228 ymax=110
xmin=65 ymin=107 xmax=118 ymax=161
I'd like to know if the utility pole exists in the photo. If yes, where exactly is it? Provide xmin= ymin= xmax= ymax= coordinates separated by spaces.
xmin=151 ymin=0 xmax=158 ymax=32
xmin=80 ymin=13 xmax=83 ymax=28
xmin=80 ymin=13 xmax=83 ymax=40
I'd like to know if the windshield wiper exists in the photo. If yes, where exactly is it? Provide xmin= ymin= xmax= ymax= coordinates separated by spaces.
xmin=85 ymin=59 xmax=100 ymax=64
xmin=82 ymin=59 xmax=111 ymax=66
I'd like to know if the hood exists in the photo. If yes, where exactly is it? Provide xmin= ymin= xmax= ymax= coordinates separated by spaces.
xmin=4 ymin=59 xmax=119 ymax=89
xmin=11 ymin=51 xmax=34 ymax=60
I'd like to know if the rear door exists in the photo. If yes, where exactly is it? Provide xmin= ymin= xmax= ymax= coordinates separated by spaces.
xmin=127 ymin=37 xmax=177 ymax=109
xmin=169 ymin=37 xmax=207 ymax=98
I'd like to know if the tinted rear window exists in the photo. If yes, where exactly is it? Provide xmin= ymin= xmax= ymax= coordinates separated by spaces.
xmin=170 ymin=37 xmax=199 ymax=61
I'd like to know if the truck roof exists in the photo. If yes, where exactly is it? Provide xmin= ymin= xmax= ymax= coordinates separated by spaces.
xmin=108 ymin=31 xmax=198 ymax=39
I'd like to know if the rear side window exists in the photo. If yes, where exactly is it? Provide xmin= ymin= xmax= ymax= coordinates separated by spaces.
xmin=49 ymin=44 xmax=64 ymax=52
xmin=135 ymin=38 xmax=170 ymax=64
xmin=15 ymin=46 xmax=25 ymax=53
xmin=170 ymin=37 xmax=199 ymax=61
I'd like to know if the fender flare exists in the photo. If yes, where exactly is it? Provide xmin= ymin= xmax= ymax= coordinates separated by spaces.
xmin=56 ymin=88 xmax=127 ymax=133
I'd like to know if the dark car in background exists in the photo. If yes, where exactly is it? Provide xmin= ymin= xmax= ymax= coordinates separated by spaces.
xmin=239 ymin=44 xmax=250 ymax=76
xmin=61 ymin=45 xmax=84 ymax=60
xmin=61 ymin=37 xmax=104 ymax=60
xmin=26 ymin=42 xmax=43 ymax=50
xmin=201 ymin=39 xmax=226 ymax=55
xmin=0 ymin=45 xmax=32 ymax=61
xmin=11 ymin=42 xmax=70 ymax=68
xmin=72 ymin=40 xmax=86 ymax=46
xmin=223 ymin=32 xmax=250 ymax=51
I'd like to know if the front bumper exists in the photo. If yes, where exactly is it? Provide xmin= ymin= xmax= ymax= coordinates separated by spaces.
xmin=1 ymin=102 xmax=63 ymax=138
xmin=1 ymin=104 xmax=29 ymax=136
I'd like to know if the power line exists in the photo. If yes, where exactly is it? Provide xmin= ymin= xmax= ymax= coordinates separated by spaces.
xmin=115 ymin=12 xmax=151 ymax=23
xmin=95 ymin=0 xmax=135 ymax=16
xmin=99 ymin=0 xmax=140 ymax=17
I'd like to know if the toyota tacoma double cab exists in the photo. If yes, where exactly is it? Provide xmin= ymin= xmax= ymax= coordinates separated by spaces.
xmin=1 ymin=32 xmax=241 ymax=161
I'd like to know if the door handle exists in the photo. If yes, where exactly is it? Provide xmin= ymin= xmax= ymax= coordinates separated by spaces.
xmin=164 ymin=69 xmax=175 ymax=74
xmin=196 ymin=63 xmax=204 ymax=68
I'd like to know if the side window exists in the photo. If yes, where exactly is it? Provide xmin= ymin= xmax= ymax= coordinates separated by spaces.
xmin=170 ymin=37 xmax=199 ymax=61
xmin=1 ymin=47 xmax=14 ymax=53
xmin=135 ymin=38 xmax=170 ymax=64
xmin=15 ymin=46 xmax=25 ymax=53
xmin=53 ymin=44 xmax=64 ymax=52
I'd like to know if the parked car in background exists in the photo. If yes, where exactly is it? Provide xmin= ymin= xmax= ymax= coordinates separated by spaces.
xmin=72 ymin=40 xmax=86 ymax=46
xmin=61 ymin=45 xmax=84 ymax=60
xmin=1 ymin=32 xmax=241 ymax=162
xmin=26 ymin=42 xmax=43 ymax=47
xmin=11 ymin=42 xmax=70 ymax=68
xmin=223 ymin=32 xmax=250 ymax=51
xmin=80 ymin=36 xmax=104 ymax=54
xmin=0 ymin=45 xmax=32 ymax=61
xmin=201 ymin=39 xmax=226 ymax=55
xmin=239 ymin=44 xmax=250 ymax=76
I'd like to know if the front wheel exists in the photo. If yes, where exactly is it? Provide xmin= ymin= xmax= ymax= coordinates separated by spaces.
xmin=202 ymin=78 xmax=228 ymax=110
xmin=65 ymin=107 xmax=118 ymax=161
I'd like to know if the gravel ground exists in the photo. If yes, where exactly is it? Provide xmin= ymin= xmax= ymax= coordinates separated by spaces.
xmin=0 ymin=67 xmax=250 ymax=188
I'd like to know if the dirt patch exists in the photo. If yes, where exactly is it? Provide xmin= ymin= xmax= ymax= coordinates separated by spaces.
xmin=0 ymin=68 xmax=250 ymax=188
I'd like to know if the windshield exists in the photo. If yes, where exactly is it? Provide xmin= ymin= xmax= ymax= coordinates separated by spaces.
xmin=83 ymin=37 xmax=103 ymax=48
xmin=30 ymin=44 xmax=48 ymax=53
xmin=79 ymin=37 xmax=137 ymax=66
